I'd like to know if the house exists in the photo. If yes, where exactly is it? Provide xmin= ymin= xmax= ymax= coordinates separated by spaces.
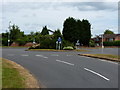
xmin=103 ymin=34 xmax=120 ymax=41
xmin=92 ymin=34 xmax=120 ymax=46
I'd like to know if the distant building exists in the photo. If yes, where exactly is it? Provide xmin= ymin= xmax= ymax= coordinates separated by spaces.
xmin=92 ymin=34 xmax=120 ymax=46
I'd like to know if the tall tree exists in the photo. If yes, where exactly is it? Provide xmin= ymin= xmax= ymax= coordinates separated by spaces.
xmin=81 ymin=19 xmax=91 ymax=46
xmin=10 ymin=24 xmax=24 ymax=42
xmin=63 ymin=17 xmax=77 ymax=43
xmin=62 ymin=17 xmax=91 ymax=46
xmin=41 ymin=26 xmax=49 ymax=35
xmin=53 ymin=29 xmax=61 ymax=38
xmin=104 ymin=29 xmax=114 ymax=34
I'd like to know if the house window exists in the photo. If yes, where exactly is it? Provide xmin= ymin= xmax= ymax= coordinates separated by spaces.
xmin=109 ymin=38 xmax=114 ymax=41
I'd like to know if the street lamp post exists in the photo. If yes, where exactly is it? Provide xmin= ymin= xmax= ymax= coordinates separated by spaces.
xmin=101 ymin=34 xmax=104 ymax=48
xmin=8 ymin=21 xmax=11 ymax=46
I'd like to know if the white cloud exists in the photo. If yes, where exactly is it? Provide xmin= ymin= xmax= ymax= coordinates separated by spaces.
xmin=1 ymin=2 xmax=118 ymax=36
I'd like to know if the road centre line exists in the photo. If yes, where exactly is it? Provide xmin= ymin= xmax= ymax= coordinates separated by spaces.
xmin=56 ymin=59 xmax=74 ymax=66
xmin=51 ymin=54 xmax=59 ymax=56
xmin=21 ymin=54 xmax=29 ymax=56
xmin=43 ymin=57 xmax=48 ymax=59
xmin=36 ymin=55 xmax=43 ymax=56
xmin=66 ymin=55 xmax=72 ymax=56
xmin=84 ymin=68 xmax=110 ymax=81
xmin=36 ymin=55 xmax=48 ymax=59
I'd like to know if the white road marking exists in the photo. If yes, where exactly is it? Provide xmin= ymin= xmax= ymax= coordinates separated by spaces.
xmin=8 ymin=54 xmax=14 ymax=56
xmin=66 ymin=55 xmax=72 ymax=56
xmin=84 ymin=68 xmax=110 ymax=81
xmin=21 ymin=54 xmax=29 ymax=56
xmin=51 ymin=54 xmax=59 ymax=56
xmin=56 ymin=59 xmax=74 ymax=66
xmin=98 ymin=59 xmax=118 ymax=65
xmin=36 ymin=55 xmax=48 ymax=59
xmin=36 ymin=55 xmax=43 ymax=57
xmin=43 ymin=57 xmax=48 ymax=58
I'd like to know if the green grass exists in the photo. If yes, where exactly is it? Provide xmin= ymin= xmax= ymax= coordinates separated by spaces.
xmin=28 ymin=49 xmax=88 ymax=52
xmin=93 ymin=54 xmax=120 ymax=60
xmin=2 ymin=58 xmax=25 ymax=88
xmin=81 ymin=54 xmax=120 ymax=62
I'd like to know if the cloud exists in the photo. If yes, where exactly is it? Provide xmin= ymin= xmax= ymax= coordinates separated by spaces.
xmin=1 ymin=2 xmax=118 ymax=36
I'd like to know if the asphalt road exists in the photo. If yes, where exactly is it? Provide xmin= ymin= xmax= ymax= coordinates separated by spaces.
xmin=80 ymin=48 xmax=119 ymax=55
xmin=2 ymin=48 xmax=119 ymax=88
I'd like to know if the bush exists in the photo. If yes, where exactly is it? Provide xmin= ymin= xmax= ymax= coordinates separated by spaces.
xmin=63 ymin=46 xmax=74 ymax=50
xmin=89 ymin=40 xmax=95 ymax=47
xmin=62 ymin=39 xmax=74 ymax=48
xmin=103 ymin=41 xmax=120 ymax=46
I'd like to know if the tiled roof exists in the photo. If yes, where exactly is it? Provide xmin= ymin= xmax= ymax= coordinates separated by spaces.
xmin=103 ymin=34 xmax=120 ymax=38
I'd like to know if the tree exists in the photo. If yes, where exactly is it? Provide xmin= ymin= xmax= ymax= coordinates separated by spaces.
xmin=41 ymin=26 xmax=49 ymax=35
xmin=10 ymin=24 xmax=24 ymax=42
xmin=62 ymin=17 xmax=91 ymax=46
xmin=53 ymin=29 xmax=61 ymax=39
xmin=81 ymin=19 xmax=91 ymax=46
xmin=63 ymin=17 xmax=77 ymax=43
xmin=104 ymin=29 xmax=114 ymax=34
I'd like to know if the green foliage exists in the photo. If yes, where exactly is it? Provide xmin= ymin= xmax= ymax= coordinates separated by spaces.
xmin=103 ymin=41 xmax=120 ymax=46
xmin=41 ymin=26 xmax=49 ymax=35
xmin=63 ymin=46 xmax=74 ymax=50
xmin=16 ymin=38 xmax=26 ymax=46
xmin=104 ymin=30 xmax=114 ymax=34
xmin=62 ymin=39 xmax=74 ymax=48
xmin=10 ymin=24 xmax=24 ymax=42
xmin=89 ymin=40 xmax=95 ymax=47
xmin=53 ymin=29 xmax=61 ymax=38
xmin=2 ymin=38 xmax=8 ymax=46
xmin=62 ymin=17 xmax=91 ymax=46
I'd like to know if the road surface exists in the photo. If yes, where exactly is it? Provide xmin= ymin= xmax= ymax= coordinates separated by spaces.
xmin=2 ymin=47 xmax=119 ymax=88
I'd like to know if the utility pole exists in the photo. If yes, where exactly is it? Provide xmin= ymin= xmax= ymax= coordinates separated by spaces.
xmin=8 ymin=21 xmax=11 ymax=47
xmin=101 ymin=34 xmax=104 ymax=48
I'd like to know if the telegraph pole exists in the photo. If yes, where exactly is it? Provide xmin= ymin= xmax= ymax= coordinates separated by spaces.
xmin=8 ymin=21 xmax=11 ymax=47
xmin=101 ymin=34 xmax=104 ymax=48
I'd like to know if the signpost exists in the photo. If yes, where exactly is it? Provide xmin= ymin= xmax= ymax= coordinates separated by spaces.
xmin=76 ymin=40 xmax=80 ymax=49
xmin=56 ymin=37 xmax=62 ymax=50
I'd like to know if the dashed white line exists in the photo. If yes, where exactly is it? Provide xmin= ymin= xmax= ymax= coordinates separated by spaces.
xmin=56 ymin=59 xmax=74 ymax=66
xmin=51 ymin=54 xmax=59 ymax=56
xmin=66 ymin=55 xmax=72 ymax=56
xmin=36 ymin=55 xmax=48 ymax=59
xmin=21 ymin=54 xmax=29 ymax=56
xmin=84 ymin=68 xmax=110 ymax=81
xmin=36 ymin=55 xmax=43 ymax=57
xmin=43 ymin=57 xmax=48 ymax=59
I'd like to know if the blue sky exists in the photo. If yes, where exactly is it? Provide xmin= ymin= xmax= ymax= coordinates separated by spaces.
xmin=0 ymin=1 xmax=118 ymax=36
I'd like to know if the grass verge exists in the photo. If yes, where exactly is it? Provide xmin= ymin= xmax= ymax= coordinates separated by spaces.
xmin=79 ymin=54 xmax=120 ymax=62
xmin=1 ymin=58 xmax=40 ymax=88
xmin=27 ymin=49 xmax=88 ymax=52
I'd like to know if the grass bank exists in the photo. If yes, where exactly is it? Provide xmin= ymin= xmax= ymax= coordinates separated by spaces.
xmin=27 ymin=49 xmax=88 ymax=52
xmin=79 ymin=54 xmax=120 ymax=62
xmin=1 ymin=58 xmax=40 ymax=88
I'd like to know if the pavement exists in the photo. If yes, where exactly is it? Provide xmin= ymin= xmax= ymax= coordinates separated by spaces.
xmin=1 ymin=47 xmax=119 ymax=88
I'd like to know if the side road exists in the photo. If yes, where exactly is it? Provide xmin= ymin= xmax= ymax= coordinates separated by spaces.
xmin=2 ymin=58 xmax=40 ymax=88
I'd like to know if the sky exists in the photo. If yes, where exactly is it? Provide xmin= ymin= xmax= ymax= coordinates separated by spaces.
xmin=0 ymin=0 xmax=119 ymax=37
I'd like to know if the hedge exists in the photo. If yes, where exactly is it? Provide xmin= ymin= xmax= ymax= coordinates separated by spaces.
xmin=103 ymin=41 xmax=120 ymax=46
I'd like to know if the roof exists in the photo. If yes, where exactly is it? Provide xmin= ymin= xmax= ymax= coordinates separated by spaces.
xmin=103 ymin=34 xmax=120 ymax=38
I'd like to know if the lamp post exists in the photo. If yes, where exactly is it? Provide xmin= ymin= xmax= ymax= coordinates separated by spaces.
xmin=101 ymin=34 xmax=104 ymax=48
xmin=8 ymin=21 xmax=11 ymax=46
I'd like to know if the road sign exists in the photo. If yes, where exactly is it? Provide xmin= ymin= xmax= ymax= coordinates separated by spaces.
xmin=76 ymin=42 xmax=80 ymax=46
xmin=58 ymin=37 xmax=62 ymax=42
